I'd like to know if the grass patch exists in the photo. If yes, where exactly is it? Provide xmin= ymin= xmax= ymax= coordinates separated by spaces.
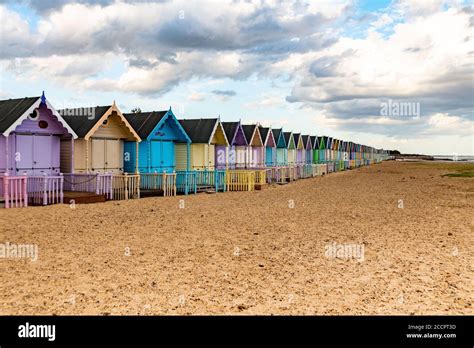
xmin=406 ymin=162 xmax=474 ymax=171
xmin=442 ymin=171 xmax=474 ymax=178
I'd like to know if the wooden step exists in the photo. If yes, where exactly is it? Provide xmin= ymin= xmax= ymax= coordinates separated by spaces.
xmin=63 ymin=191 xmax=107 ymax=204
xmin=196 ymin=185 xmax=215 ymax=192
xmin=140 ymin=189 xmax=164 ymax=197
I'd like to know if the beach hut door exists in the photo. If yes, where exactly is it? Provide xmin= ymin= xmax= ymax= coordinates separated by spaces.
xmin=15 ymin=134 xmax=59 ymax=175
xmin=151 ymin=141 xmax=174 ymax=172
xmin=161 ymin=141 xmax=174 ymax=172
xmin=105 ymin=139 xmax=122 ymax=173
xmin=92 ymin=139 xmax=123 ymax=173
xmin=91 ymin=139 xmax=106 ymax=172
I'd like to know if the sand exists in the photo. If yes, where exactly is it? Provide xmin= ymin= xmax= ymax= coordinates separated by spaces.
xmin=0 ymin=161 xmax=472 ymax=315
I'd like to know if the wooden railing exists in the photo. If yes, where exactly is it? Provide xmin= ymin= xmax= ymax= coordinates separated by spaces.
xmin=286 ymin=166 xmax=297 ymax=181
xmin=327 ymin=162 xmax=335 ymax=173
xmin=63 ymin=173 xmax=113 ymax=199
xmin=176 ymin=171 xmax=197 ymax=195
xmin=300 ymin=164 xmax=313 ymax=179
xmin=112 ymin=174 xmax=140 ymax=200
xmin=1 ymin=173 xmax=28 ymax=208
xmin=27 ymin=174 xmax=64 ymax=206
xmin=140 ymin=172 xmax=177 ymax=197
xmin=254 ymin=170 xmax=266 ymax=185
xmin=226 ymin=170 xmax=255 ymax=191
xmin=194 ymin=170 xmax=226 ymax=192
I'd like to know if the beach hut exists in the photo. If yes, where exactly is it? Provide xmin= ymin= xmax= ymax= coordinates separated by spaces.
xmin=311 ymin=136 xmax=318 ymax=164
xmin=294 ymin=133 xmax=305 ymax=165
xmin=325 ymin=137 xmax=332 ymax=163
xmin=283 ymin=132 xmax=296 ymax=165
xmin=303 ymin=135 xmax=312 ymax=164
xmin=123 ymin=108 xmax=190 ymax=173
xmin=273 ymin=128 xmax=287 ymax=166
xmin=350 ymin=142 xmax=355 ymax=167
xmin=259 ymin=126 xmax=276 ymax=167
xmin=59 ymin=102 xmax=141 ymax=201
xmin=1 ymin=94 xmax=77 ymax=176
xmin=60 ymin=102 xmax=140 ymax=174
xmin=242 ymin=124 xmax=264 ymax=168
xmin=178 ymin=118 xmax=229 ymax=170
xmin=222 ymin=121 xmax=247 ymax=169
xmin=343 ymin=141 xmax=350 ymax=169
xmin=318 ymin=136 xmax=327 ymax=163
xmin=121 ymin=109 xmax=193 ymax=196
xmin=335 ymin=138 xmax=343 ymax=171
xmin=0 ymin=93 xmax=78 ymax=207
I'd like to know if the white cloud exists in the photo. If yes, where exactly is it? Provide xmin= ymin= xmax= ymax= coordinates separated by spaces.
xmin=188 ymin=92 xmax=205 ymax=102
xmin=244 ymin=94 xmax=285 ymax=109
xmin=0 ymin=1 xmax=472 ymax=154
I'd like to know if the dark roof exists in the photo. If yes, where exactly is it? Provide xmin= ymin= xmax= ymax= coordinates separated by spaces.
xmin=59 ymin=105 xmax=111 ymax=137
xmin=0 ymin=96 xmax=40 ymax=133
xmin=320 ymin=136 xmax=328 ymax=148
xmin=283 ymin=132 xmax=292 ymax=145
xmin=302 ymin=135 xmax=309 ymax=146
xmin=292 ymin=133 xmax=301 ymax=145
xmin=272 ymin=128 xmax=282 ymax=142
xmin=242 ymin=124 xmax=257 ymax=144
xmin=221 ymin=122 xmax=239 ymax=143
xmin=123 ymin=110 xmax=167 ymax=139
xmin=310 ymin=136 xmax=316 ymax=148
xmin=179 ymin=118 xmax=217 ymax=143
xmin=258 ymin=127 xmax=270 ymax=143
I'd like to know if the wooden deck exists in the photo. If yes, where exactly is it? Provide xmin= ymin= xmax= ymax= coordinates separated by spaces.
xmin=63 ymin=191 xmax=107 ymax=204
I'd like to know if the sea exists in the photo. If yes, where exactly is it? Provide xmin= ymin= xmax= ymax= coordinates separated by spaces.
xmin=432 ymin=155 xmax=474 ymax=162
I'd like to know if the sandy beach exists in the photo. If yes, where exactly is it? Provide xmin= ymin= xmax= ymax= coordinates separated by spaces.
xmin=0 ymin=161 xmax=472 ymax=315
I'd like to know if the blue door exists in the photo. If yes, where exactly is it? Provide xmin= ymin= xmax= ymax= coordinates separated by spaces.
xmin=265 ymin=147 xmax=273 ymax=166
xmin=150 ymin=141 xmax=175 ymax=172
xmin=161 ymin=141 xmax=175 ymax=172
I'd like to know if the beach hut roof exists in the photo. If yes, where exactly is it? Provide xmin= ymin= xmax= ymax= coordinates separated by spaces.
xmin=283 ymin=131 xmax=292 ymax=145
xmin=258 ymin=127 xmax=270 ymax=143
xmin=123 ymin=110 xmax=167 ymax=139
xmin=179 ymin=118 xmax=228 ymax=145
xmin=60 ymin=106 xmax=110 ymax=137
xmin=310 ymin=136 xmax=317 ymax=149
xmin=222 ymin=121 xmax=238 ymax=143
xmin=242 ymin=124 xmax=255 ymax=143
xmin=302 ymin=135 xmax=312 ymax=149
xmin=272 ymin=128 xmax=286 ymax=148
xmin=123 ymin=109 xmax=190 ymax=143
xmin=0 ymin=94 xmax=77 ymax=138
xmin=60 ymin=103 xmax=139 ymax=140
xmin=272 ymin=128 xmax=282 ymax=141
xmin=242 ymin=124 xmax=263 ymax=146
xmin=258 ymin=126 xmax=276 ymax=147
xmin=222 ymin=121 xmax=247 ymax=146
xmin=292 ymin=133 xmax=301 ymax=145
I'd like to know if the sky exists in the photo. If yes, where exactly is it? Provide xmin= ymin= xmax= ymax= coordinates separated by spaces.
xmin=0 ymin=0 xmax=472 ymax=155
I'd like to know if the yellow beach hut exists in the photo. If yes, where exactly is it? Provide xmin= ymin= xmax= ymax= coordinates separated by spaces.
xmin=178 ymin=118 xmax=229 ymax=170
